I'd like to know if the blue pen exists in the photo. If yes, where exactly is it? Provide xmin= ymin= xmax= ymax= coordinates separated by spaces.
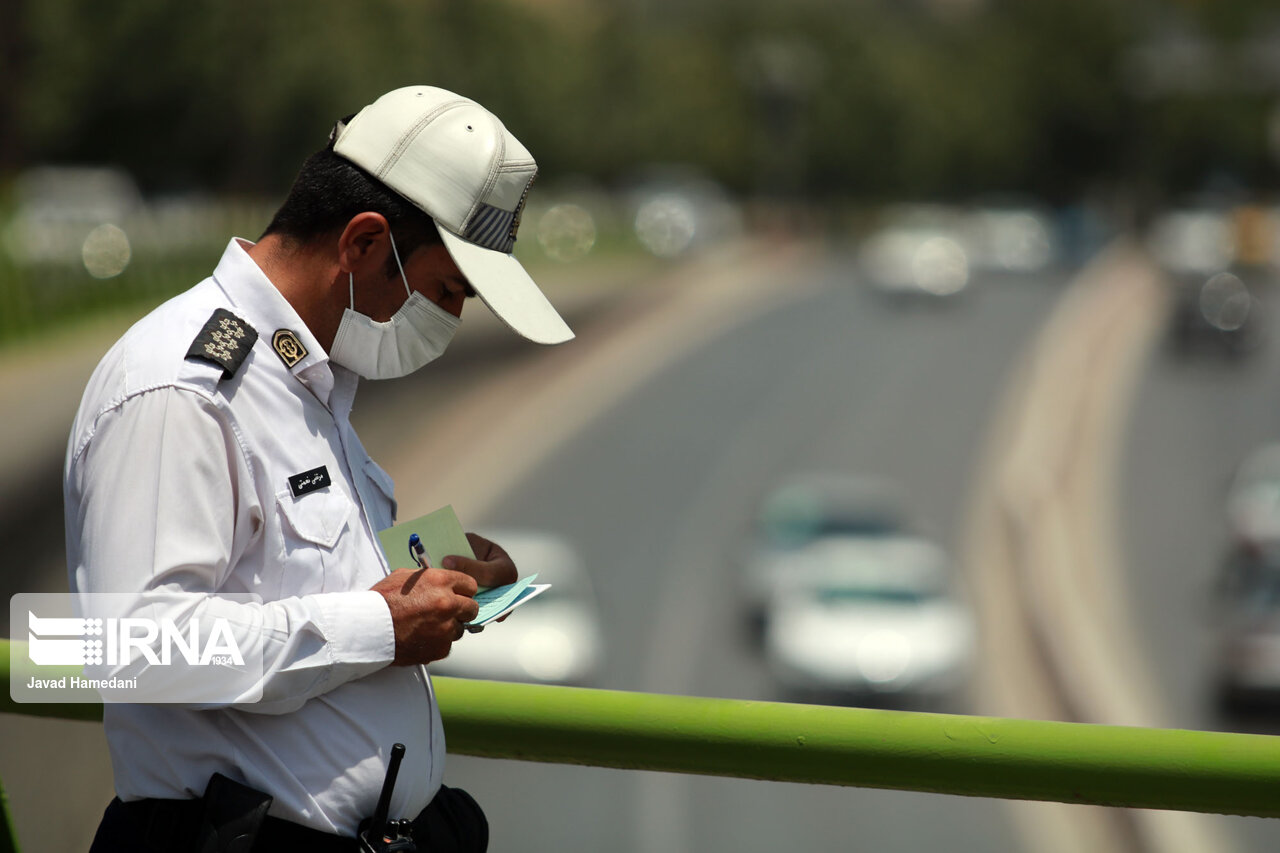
xmin=411 ymin=532 xmax=482 ymax=633
xmin=408 ymin=533 xmax=427 ymax=569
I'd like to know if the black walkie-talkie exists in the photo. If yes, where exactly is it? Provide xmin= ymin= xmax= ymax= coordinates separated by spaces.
xmin=358 ymin=743 xmax=417 ymax=852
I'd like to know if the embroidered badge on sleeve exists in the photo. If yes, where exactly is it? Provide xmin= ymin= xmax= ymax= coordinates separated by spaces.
xmin=185 ymin=308 xmax=259 ymax=380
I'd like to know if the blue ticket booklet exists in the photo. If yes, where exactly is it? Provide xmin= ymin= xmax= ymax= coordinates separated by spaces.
xmin=471 ymin=575 xmax=549 ymax=627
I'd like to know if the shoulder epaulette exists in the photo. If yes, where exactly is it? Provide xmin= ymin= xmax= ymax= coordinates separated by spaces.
xmin=185 ymin=308 xmax=258 ymax=380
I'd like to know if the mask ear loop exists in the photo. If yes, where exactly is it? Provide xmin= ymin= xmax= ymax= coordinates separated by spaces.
xmin=387 ymin=231 xmax=412 ymax=299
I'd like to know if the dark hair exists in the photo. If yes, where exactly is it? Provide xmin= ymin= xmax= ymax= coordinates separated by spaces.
xmin=261 ymin=128 xmax=442 ymax=275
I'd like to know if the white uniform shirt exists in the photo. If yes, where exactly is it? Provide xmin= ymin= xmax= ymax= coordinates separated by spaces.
xmin=64 ymin=238 xmax=445 ymax=835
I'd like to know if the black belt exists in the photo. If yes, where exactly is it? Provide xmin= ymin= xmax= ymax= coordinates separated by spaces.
xmin=99 ymin=795 xmax=359 ymax=852
xmin=92 ymin=784 xmax=487 ymax=853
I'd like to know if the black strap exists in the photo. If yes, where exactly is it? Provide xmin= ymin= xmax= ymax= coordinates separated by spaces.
xmin=91 ymin=796 xmax=356 ymax=853
xmin=91 ymin=784 xmax=487 ymax=853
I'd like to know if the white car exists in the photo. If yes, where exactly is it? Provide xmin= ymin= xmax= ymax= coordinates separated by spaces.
xmin=741 ymin=473 xmax=909 ymax=628
xmin=961 ymin=205 xmax=1056 ymax=274
xmin=429 ymin=530 xmax=604 ymax=686
xmin=1212 ymin=545 xmax=1280 ymax=712
xmin=1213 ymin=444 xmax=1280 ymax=710
xmin=1226 ymin=444 xmax=1280 ymax=548
xmin=762 ymin=535 xmax=975 ymax=707
xmin=858 ymin=205 xmax=971 ymax=298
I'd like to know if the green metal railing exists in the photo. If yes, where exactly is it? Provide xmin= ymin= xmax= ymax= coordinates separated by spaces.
xmin=4 ymin=639 xmax=1280 ymax=850
xmin=434 ymin=678 xmax=1280 ymax=816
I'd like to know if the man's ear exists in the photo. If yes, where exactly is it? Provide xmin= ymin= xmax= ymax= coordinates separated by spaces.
xmin=336 ymin=212 xmax=391 ymax=275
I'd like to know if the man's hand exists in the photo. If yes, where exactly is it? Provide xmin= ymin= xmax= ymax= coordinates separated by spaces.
xmin=441 ymin=532 xmax=518 ymax=589
xmin=371 ymin=567 xmax=480 ymax=665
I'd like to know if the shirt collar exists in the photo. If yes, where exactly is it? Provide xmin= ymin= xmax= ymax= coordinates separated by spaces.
xmin=210 ymin=238 xmax=348 ymax=407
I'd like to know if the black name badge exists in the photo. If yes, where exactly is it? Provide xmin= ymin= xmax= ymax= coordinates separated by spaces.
xmin=288 ymin=466 xmax=331 ymax=497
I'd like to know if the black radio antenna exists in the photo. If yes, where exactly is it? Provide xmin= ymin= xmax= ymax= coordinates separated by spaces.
xmin=368 ymin=742 xmax=406 ymax=841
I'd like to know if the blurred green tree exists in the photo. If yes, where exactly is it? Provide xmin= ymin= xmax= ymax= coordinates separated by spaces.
xmin=5 ymin=0 xmax=1277 ymax=201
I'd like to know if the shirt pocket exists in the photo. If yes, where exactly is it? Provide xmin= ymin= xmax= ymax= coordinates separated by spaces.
xmin=274 ymin=488 xmax=355 ymax=595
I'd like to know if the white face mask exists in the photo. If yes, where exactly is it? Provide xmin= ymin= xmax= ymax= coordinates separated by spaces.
xmin=329 ymin=232 xmax=461 ymax=379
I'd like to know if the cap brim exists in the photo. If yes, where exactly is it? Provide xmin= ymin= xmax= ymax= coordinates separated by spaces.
xmin=437 ymin=227 xmax=574 ymax=345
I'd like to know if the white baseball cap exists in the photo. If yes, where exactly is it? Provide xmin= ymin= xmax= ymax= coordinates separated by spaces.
xmin=332 ymin=86 xmax=573 ymax=345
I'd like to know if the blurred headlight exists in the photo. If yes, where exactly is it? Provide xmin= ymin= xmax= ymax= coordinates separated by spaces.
xmin=913 ymin=237 xmax=969 ymax=296
xmin=536 ymin=203 xmax=597 ymax=262
xmin=635 ymin=195 xmax=697 ymax=257
xmin=516 ymin=627 xmax=576 ymax=682
xmin=82 ymin=224 xmax=132 ymax=279
xmin=856 ymin=629 xmax=911 ymax=684
xmin=1200 ymin=272 xmax=1252 ymax=331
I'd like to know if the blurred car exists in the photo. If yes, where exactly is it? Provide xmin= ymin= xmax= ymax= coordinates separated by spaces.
xmin=1148 ymin=203 xmax=1276 ymax=274
xmin=1226 ymin=443 xmax=1280 ymax=549
xmin=1147 ymin=207 xmax=1235 ymax=278
xmin=1211 ymin=443 xmax=1280 ymax=712
xmin=762 ymin=534 xmax=975 ymax=707
xmin=429 ymin=530 xmax=603 ymax=686
xmin=858 ymin=205 xmax=971 ymax=299
xmin=960 ymin=204 xmax=1057 ymax=274
xmin=1149 ymin=204 xmax=1273 ymax=360
xmin=2 ymin=165 xmax=144 ymax=270
xmin=741 ymin=473 xmax=909 ymax=632
xmin=1212 ymin=545 xmax=1280 ymax=712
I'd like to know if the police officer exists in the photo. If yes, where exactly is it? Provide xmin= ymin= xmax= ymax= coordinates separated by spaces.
xmin=67 ymin=86 xmax=574 ymax=852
